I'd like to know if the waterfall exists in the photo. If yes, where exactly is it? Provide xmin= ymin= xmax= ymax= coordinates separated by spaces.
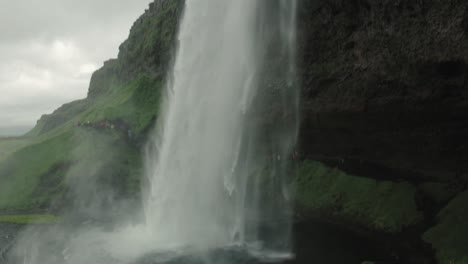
xmin=143 ymin=0 xmax=298 ymax=253
xmin=9 ymin=1 xmax=298 ymax=263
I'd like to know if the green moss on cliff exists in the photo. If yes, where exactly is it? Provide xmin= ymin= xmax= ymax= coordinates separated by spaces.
xmin=118 ymin=0 xmax=183 ymax=73
xmin=294 ymin=160 xmax=424 ymax=233
xmin=423 ymin=191 xmax=468 ymax=264
xmin=78 ymin=73 xmax=163 ymax=134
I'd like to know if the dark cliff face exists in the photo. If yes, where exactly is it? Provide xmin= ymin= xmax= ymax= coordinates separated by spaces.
xmin=295 ymin=0 xmax=468 ymax=263
xmin=297 ymin=0 xmax=468 ymax=183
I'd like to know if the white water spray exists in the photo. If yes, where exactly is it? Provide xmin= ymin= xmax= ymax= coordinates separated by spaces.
xmin=143 ymin=0 xmax=298 ymax=252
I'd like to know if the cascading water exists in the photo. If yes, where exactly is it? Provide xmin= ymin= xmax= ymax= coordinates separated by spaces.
xmin=9 ymin=1 xmax=298 ymax=263
xmin=143 ymin=0 xmax=299 ymax=254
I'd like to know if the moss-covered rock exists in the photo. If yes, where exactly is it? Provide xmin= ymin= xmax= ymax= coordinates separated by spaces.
xmin=423 ymin=191 xmax=468 ymax=264
xmin=294 ymin=160 xmax=424 ymax=233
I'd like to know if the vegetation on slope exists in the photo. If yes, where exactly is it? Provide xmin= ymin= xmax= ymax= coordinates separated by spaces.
xmin=0 ymin=132 xmax=73 ymax=210
xmin=0 ymin=214 xmax=59 ymax=225
xmin=0 ymin=138 xmax=31 ymax=162
xmin=294 ymin=160 xmax=424 ymax=233
xmin=0 ymin=0 xmax=184 ymax=213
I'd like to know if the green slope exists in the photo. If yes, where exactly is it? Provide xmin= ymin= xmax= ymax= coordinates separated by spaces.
xmin=0 ymin=132 xmax=73 ymax=210
xmin=0 ymin=0 xmax=184 ymax=212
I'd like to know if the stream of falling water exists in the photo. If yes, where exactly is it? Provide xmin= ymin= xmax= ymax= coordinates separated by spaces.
xmin=143 ymin=0 xmax=298 ymax=253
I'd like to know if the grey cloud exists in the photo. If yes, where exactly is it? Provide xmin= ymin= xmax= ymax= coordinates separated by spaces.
xmin=0 ymin=0 xmax=152 ymax=134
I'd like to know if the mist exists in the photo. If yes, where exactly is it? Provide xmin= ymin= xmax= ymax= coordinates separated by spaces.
xmin=0 ymin=126 xmax=32 ymax=137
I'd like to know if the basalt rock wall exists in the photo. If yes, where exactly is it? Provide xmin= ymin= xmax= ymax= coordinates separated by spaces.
xmin=295 ymin=0 xmax=468 ymax=263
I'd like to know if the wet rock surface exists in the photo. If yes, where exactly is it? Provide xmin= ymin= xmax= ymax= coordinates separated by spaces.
xmin=294 ymin=0 xmax=468 ymax=262
xmin=297 ymin=0 xmax=468 ymax=185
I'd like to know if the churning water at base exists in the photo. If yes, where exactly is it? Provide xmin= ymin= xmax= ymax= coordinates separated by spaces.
xmin=143 ymin=0 xmax=298 ymax=253
xmin=9 ymin=1 xmax=298 ymax=263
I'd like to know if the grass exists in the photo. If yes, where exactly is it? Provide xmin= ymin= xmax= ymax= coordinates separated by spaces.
xmin=0 ymin=56 xmax=165 ymax=213
xmin=0 ymin=137 xmax=31 ymax=163
xmin=77 ymin=73 xmax=163 ymax=134
xmin=0 ymin=58 xmax=159 ymax=213
xmin=27 ymin=99 xmax=89 ymax=137
xmin=0 ymin=124 xmax=143 ymax=212
xmin=0 ymin=0 xmax=178 ymax=212
xmin=0 ymin=132 xmax=73 ymax=210
xmin=0 ymin=214 xmax=59 ymax=225
xmin=294 ymin=160 xmax=424 ymax=233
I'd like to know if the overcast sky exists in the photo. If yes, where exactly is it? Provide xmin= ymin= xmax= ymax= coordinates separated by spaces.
xmin=0 ymin=0 xmax=152 ymax=136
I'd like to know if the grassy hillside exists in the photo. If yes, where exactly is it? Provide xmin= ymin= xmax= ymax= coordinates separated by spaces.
xmin=0 ymin=214 xmax=59 ymax=224
xmin=0 ymin=0 xmax=184 ymax=213
xmin=0 ymin=132 xmax=72 ymax=210
xmin=0 ymin=137 xmax=31 ymax=163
